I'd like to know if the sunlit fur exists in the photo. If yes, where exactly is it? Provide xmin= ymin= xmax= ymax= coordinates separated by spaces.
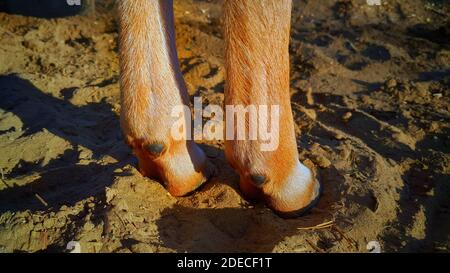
xmin=223 ymin=0 xmax=319 ymax=214
xmin=118 ymin=0 xmax=320 ymax=213
xmin=117 ymin=0 xmax=210 ymax=197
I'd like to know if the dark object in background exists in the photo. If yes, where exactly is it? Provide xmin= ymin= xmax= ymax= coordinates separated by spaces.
xmin=408 ymin=23 xmax=450 ymax=45
xmin=0 ymin=0 xmax=94 ymax=18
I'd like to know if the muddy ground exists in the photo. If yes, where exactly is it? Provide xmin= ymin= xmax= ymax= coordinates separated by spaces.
xmin=0 ymin=0 xmax=449 ymax=253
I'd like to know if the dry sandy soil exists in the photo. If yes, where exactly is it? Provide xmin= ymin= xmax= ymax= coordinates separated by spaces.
xmin=0 ymin=0 xmax=449 ymax=253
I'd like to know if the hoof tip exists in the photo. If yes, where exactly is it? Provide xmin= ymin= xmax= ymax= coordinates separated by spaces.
xmin=275 ymin=179 xmax=323 ymax=219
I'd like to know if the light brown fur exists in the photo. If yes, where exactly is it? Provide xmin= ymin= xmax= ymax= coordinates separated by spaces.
xmin=118 ymin=0 xmax=210 ymax=197
xmin=118 ymin=0 xmax=320 ymax=215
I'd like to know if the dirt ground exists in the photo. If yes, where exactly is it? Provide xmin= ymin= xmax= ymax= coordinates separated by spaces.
xmin=0 ymin=0 xmax=448 ymax=253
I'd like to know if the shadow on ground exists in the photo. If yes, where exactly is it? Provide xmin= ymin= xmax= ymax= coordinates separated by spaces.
xmin=0 ymin=74 xmax=130 ymax=213
xmin=0 ymin=0 xmax=88 ymax=18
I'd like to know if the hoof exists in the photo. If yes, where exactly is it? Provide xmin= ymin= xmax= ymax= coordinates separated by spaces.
xmin=275 ymin=178 xmax=322 ymax=219
xmin=133 ymin=139 xmax=212 ymax=197
xmin=237 ymin=160 xmax=322 ymax=218
xmin=267 ymin=161 xmax=322 ymax=218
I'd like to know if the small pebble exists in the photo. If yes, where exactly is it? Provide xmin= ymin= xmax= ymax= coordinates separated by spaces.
xmin=334 ymin=132 xmax=344 ymax=140
xmin=385 ymin=78 xmax=397 ymax=89
xmin=339 ymin=148 xmax=351 ymax=160
xmin=342 ymin=112 xmax=353 ymax=121
xmin=314 ymin=155 xmax=332 ymax=169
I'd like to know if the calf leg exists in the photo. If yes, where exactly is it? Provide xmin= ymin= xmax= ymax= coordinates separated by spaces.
xmin=223 ymin=0 xmax=321 ymax=217
xmin=118 ymin=0 xmax=211 ymax=196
